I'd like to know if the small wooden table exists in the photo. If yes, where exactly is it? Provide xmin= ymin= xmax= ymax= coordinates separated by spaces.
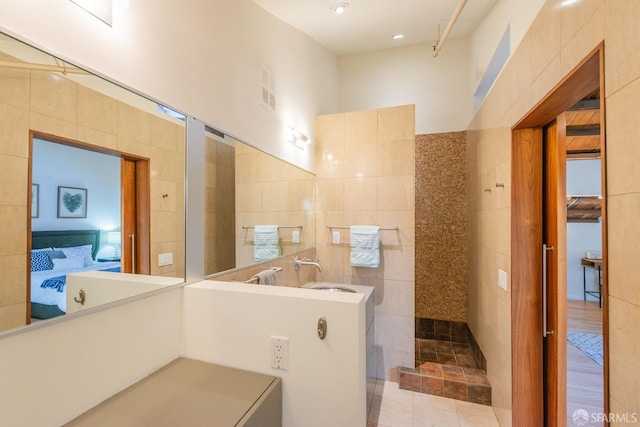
xmin=581 ymin=257 xmax=602 ymax=308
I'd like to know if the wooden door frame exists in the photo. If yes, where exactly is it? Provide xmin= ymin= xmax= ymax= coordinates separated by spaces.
xmin=511 ymin=43 xmax=607 ymax=425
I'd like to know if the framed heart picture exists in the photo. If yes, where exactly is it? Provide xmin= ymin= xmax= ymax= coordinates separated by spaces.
xmin=57 ymin=186 xmax=88 ymax=218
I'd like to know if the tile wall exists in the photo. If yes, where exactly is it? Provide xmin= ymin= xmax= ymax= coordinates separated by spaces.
xmin=415 ymin=132 xmax=468 ymax=323
xmin=234 ymin=141 xmax=316 ymax=268
xmin=315 ymin=104 xmax=415 ymax=380
xmin=0 ymin=54 xmax=185 ymax=331
xmin=204 ymin=135 xmax=235 ymax=275
xmin=466 ymin=0 xmax=640 ymax=425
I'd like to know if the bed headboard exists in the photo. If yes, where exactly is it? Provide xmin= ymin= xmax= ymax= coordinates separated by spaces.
xmin=32 ymin=230 xmax=101 ymax=260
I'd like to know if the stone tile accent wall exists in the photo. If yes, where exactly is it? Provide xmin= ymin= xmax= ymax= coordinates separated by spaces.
xmin=415 ymin=132 xmax=467 ymax=322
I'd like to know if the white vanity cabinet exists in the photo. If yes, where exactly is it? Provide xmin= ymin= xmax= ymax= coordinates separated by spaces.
xmin=64 ymin=358 xmax=282 ymax=427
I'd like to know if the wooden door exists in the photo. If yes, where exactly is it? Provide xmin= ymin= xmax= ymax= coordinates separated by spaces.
xmin=121 ymin=158 xmax=150 ymax=274
xmin=543 ymin=117 xmax=568 ymax=426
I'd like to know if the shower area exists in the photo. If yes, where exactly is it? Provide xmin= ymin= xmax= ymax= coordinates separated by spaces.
xmin=398 ymin=131 xmax=492 ymax=405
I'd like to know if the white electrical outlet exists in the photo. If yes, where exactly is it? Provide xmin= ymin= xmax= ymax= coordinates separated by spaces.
xmin=332 ymin=231 xmax=340 ymax=244
xmin=292 ymin=230 xmax=300 ymax=243
xmin=498 ymin=269 xmax=508 ymax=291
xmin=270 ymin=336 xmax=289 ymax=370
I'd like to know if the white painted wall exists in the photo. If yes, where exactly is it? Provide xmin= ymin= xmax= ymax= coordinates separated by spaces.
xmin=0 ymin=287 xmax=183 ymax=427
xmin=566 ymin=159 xmax=602 ymax=300
xmin=183 ymin=280 xmax=367 ymax=427
xmin=32 ymin=138 xmax=120 ymax=232
xmin=0 ymin=0 xmax=338 ymax=173
xmin=66 ymin=271 xmax=183 ymax=313
xmin=469 ymin=0 xmax=545 ymax=94
xmin=338 ymin=38 xmax=471 ymax=134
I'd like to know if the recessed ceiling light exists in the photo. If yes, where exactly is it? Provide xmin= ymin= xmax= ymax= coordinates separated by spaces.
xmin=333 ymin=3 xmax=349 ymax=14
xmin=392 ymin=34 xmax=405 ymax=40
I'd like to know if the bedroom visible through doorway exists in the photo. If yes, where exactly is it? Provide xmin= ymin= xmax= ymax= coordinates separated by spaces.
xmin=28 ymin=135 xmax=150 ymax=322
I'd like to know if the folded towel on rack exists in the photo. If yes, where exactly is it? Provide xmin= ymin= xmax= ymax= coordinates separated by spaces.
xmin=254 ymin=225 xmax=281 ymax=262
xmin=250 ymin=269 xmax=278 ymax=286
xmin=350 ymin=225 xmax=380 ymax=268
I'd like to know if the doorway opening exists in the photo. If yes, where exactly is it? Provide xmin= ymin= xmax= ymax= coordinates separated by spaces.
xmin=28 ymin=133 xmax=150 ymax=322
xmin=511 ymin=43 xmax=607 ymax=426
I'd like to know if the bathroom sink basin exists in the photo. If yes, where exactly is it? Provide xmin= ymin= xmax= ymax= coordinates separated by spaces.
xmin=310 ymin=285 xmax=357 ymax=293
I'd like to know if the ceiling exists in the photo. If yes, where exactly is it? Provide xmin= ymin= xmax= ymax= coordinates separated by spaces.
xmin=251 ymin=0 xmax=500 ymax=56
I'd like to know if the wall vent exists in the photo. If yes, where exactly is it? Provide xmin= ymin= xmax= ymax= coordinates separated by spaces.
xmin=261 ymin=66 xmax=276 ymax=111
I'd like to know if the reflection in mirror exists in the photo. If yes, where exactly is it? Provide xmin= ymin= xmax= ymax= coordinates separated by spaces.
xmin=0 ymin=32 xmax=186 ymax=332
xmin=203 ymin=131 xmax=316 ymax=276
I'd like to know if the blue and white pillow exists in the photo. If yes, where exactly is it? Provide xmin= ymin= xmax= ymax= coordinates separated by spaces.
xmin=31 ymin=250 xmax=54 ymax=272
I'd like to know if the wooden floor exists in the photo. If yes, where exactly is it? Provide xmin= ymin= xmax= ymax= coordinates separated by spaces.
xmin=566 ymin=299 xmax=604 ymax=426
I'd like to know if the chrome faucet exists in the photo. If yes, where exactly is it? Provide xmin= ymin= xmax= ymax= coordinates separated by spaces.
xmin=293 ymin=256 xmax=323 ymax=273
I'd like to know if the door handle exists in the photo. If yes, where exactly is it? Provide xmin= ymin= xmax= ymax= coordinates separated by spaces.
xmin=543 ymin=244 xmax=555 ymax=338
xmin=129 ymin=233 xmax=136 ymax=274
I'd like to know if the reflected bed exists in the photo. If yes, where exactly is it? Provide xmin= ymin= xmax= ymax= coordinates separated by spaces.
xmin=30 ymin=230 xmax=121 ymax=319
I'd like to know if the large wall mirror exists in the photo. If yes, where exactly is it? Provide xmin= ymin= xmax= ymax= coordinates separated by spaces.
xmin=0 ymin=32 xmax=186 ymax=332
xmin=203 ymin=127 xmax=316 ymax=276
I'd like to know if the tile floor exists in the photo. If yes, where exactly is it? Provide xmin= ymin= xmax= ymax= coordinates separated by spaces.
xmin=367 ymin=378 xmax=500 ymax=427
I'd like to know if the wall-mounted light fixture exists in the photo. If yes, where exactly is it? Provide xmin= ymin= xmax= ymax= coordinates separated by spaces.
xmin=288 ymin=127 xmax=310 ymax=150
xmin=70 ymin=0 xmax=113 ymax=26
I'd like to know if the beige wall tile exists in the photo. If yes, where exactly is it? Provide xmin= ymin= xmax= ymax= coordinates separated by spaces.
xmin=345 ymin=109 xmax=377 ymax=146
xmin=0 ymin=155 xmax=27 ymax=206
xmin=316 ymin=143 xmax=345 ymax=179
xmin=378 ymin=139 xmax=415 ymax=177
xmin=0 ymin=302 xmax=26 ymax=331
xmin=604 ymin=0 xmax=640 ymax=96
xmin=118 ymin=103 xmax=150 ymax=145
xmin=344 ymin=143 xmax=378 ymax=177
xmin=0 ymin=66 xmax=29 ymax=110
xmin=378 ymin=105 xmax=415 ymax=142
xmin=150 ymin=115 xmax=180 ymax=152
xmin=560 ymin=0 xmax=604 ymax=47
xmin=608 ymin=296 xmax=640 ymax=415
xmin=77 ymin=85 xmax=118 ymax=135
xmin=29 ymin=111 xmax=76 ymax=141
xmin=30 ymin=71 xmax=77 ymax=123
xmin=0 ymin=255 xmax=27 ymax=305
xmin=605 ymin=76 xmax=640 ymax=196
xmin=560 ymin=3 xmax=604 ymax=77
xmin=0 ymin=104 xmax=29 ymax=158
xmin=316 ymin=113 xmax=344 ymax=147
xmin=76 ymin=126 xmax=118 ymax=150
xmin=606 ymin=193 xmax=640 ymax=307
xmin=378 ymin=176 xmax=414 ymax=211
xmin=344 ymin=177 xmax=377 ymax=211
xmin=0 ymin=206 xmax=27 ymax=256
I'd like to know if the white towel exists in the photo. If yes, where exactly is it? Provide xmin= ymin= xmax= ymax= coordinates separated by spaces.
xmin=350 ymin=225 xmax=380 ymax=268
xmin=254 ymin=225 xmax=281 ymax=262
xmin=251 ymin=269 xmax=278 ymax=286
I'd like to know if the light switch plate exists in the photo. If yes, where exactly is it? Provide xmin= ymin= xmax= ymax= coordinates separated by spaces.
xmin=498 ymin=269 xmax=508 ymax=291
xmin=158 ymin=252 xmax=174 ymax=266
xmin=292 ymin=230 xmax=300 ymax=243
xmin=332 ymin=231 xmax=340 ymax=244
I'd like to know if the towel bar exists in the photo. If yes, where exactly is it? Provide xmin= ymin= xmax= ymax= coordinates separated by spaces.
xmin=242 ymin=225 xmax=302 ymax=230
xmin=244 ymin=267 xmax=283 ymax=283
xmin=327 ymin=226 xmax=399 ymax=231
